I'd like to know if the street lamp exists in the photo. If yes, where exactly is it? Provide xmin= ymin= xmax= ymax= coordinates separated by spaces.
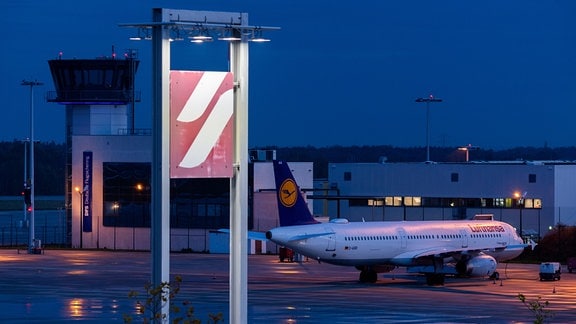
xmin=133 ymin=183 xmax=145 ymax=251
xmin=458 ymin=144 xmax=479 ymax=162
xmin=415 ymin=95 xmax=442 ymax=162
xmin=514 ymin=191 xmax=527 ymax=241
xmin=112 ymin=202 xmax=119 ymax=250
xmin=21 ymin=79 xmax=43 ymax=254
xmin=75 ymin=186 xmax=87 ymax=248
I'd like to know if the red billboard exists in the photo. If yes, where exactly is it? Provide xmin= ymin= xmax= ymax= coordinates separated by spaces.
xmin=170 ymin=71 xmax=234 ymax=178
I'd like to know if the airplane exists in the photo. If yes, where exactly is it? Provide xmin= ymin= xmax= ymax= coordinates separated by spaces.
xmin=264 ymin=160 xmax=528 ymax=286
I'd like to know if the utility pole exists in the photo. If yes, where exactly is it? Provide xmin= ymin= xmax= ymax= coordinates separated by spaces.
xmin=21 ymin=79 xmax=43 ymax=254
xmin=415 ymin=95 xmax=442 ymax=162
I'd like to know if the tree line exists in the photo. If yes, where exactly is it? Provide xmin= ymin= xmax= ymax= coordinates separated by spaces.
xmin=268 ymin=144 xmax=576 ymax=178
xmin=0 ymin=140 xmax=66 ymax=196
xmin=2 ymin=140 xmax=576 ymax=195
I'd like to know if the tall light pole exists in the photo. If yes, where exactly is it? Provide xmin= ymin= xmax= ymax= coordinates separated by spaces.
xmin=122 ymin=9 xmax=277 ymax=322
xmin=21 ymin=139 xmax=29 ymax=221
xmin=21 ymin=79 xmax=43 ymax=254
xmin=415 ymin=95 xmax=442 ymax=162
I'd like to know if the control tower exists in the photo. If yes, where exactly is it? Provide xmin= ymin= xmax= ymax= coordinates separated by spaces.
xmin=47 ymin=52 xmax=141 ymax=245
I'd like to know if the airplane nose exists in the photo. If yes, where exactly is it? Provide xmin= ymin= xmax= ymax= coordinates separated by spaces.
xmin=266 ymin=231 xmax=272 ymax=240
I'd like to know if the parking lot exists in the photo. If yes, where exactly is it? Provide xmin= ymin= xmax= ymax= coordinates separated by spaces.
xmin=0 ymin=249 xmax=575 ymax=323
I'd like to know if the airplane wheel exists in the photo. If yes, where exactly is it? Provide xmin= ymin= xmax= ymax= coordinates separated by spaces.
xmin=359 ymin=269 xmax=378 ymax=283
xmin=426 ymin=273 xmax=444 ymax=286
xmin=490 ymin=272 xmax=500 ymax=280
xmin=367 ymin=269 xmax=377 ymax=283
xmin=359 ymin=270 xmax=368 ymax=283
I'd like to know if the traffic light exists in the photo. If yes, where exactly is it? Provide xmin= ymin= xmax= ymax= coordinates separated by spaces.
xmin=23 ymin=187 xmax=31 ymax=205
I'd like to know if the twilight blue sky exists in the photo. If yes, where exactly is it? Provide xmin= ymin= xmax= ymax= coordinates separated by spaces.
xmin=3 ymin=0 xmax=576 ymax=149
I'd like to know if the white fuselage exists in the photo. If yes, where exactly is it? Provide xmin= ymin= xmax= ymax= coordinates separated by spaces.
xmin=267 ymin=218 xmax=525 ymax=267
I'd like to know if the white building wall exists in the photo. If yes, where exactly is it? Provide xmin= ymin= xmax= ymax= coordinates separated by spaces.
xmin=72 ymin=135 xmax=151 ymax=250
xmin=71 ymin=105 xmax=129 ymax=136
xmin=554 ymin=166 xmax=576 ymax=226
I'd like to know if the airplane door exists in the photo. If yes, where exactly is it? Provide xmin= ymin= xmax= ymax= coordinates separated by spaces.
xmin=325 ymin=227 xmax=336 ymax=251
xmin=459 ymin=229 xmax=468 ymax=248
xmin=397 ymin=228 xmax=407 ymax=249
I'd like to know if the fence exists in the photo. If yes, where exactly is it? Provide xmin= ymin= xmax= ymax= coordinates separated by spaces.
xmin=0 ymin=210 xmax=67 ymax=247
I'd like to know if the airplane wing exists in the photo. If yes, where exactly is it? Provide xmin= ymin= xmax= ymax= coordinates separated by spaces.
xmin=286 ymin=231 xmax=333 ymax=242
xmin=392 ymin=247 xmax=454 ymax=262
xmin=216 ymin=229 xmax=268 ymax=241
xmin=216 ymin=229 xmax=333 ymax=242
xmin=392 ymin=245 xmax=503 ymax=262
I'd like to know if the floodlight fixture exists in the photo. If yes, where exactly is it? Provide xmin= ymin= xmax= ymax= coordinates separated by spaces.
xmin=188 ymin=24 xmax=213 ymax=42
xmin=129 ymin=27 xmax=152 ymax=41
xmin=249 ymin=28 xmax=271 ymax=42
xmin=218 ymin=27 xmax=242 ymax=41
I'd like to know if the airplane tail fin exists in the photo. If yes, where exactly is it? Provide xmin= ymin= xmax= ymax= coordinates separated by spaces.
xmin=273 ymin=160 xmax=320 ymax=227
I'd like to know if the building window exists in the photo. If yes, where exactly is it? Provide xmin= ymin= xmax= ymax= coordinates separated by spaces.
xmin=368 ymin=199 xmax=383 ymax=206
xmin=170 ymin=178 xmax=230 ymax=229
xmin=529 ymin=174 xmax=536 ymax=183
xmin=102 ymin=162 xmax=151 ymax=228
xmin=494 ymin=198 xmax=505 ymax=207
xmin=103 ymin=162 xmax=230 ymax=229
xmin=534 ymin=199 xmax=542 ymax=208
xmin=404 ymin=196 xmax=422 ymax=206
xmin=344 ymin=171 xmax=352 ymax=181
xmin=451 ymin=173 xmax=459 ymax=182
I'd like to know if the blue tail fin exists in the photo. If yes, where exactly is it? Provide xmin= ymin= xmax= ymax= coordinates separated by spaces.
xmin=273 ymin=160 xmax=320 ymax=226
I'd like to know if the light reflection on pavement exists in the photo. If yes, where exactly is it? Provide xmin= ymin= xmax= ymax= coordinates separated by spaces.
xmin=1 ymin=249 xmax=575 ymax=323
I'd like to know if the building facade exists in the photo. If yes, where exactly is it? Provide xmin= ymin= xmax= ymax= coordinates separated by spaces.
xmin=71 ymin=139 xmax=312 ymax=252
xmin=324 ymin=161 xmax=576 ymax=240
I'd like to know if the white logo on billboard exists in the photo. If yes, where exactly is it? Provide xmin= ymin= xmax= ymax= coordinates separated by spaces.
xmin=176 ymin=72 xmax=233 ymax=168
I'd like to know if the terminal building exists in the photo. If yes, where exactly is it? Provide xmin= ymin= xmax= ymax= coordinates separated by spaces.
xmin=322 ymin=161 xmax=576 ymax=241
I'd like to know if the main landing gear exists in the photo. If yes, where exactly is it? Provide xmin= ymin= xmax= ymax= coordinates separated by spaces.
xmin=489 ymin=271 xmax=500 ymax=280
xmin=358 ymin=267 xmax=378 ymax=283
xmin=425 ymin=273 xmax=445 ymax=286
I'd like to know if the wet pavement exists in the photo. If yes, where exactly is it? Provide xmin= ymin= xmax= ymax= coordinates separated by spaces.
xmin=0 ymin=249 xmax=575 ymax=323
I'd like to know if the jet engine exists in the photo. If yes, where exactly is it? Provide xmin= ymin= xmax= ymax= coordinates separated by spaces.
xmin=458 ymin=254 xmax=497 ymax=277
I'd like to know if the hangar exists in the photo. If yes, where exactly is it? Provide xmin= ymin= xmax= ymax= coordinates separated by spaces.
xmin=322 ymin=161 xmax=576 ymax=241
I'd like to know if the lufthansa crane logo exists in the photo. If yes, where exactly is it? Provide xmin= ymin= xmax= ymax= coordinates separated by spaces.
xmin=279 ymin=179 xmax=298 ymax=207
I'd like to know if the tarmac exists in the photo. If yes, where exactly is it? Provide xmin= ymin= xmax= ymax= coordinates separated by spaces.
xmin=0 ymin=249 xmax=575 ymax=323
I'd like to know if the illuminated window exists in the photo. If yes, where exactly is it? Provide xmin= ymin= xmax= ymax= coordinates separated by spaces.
xmin=368 ymin=199 xmax=383 ymax=206
xmin=404 ymin=196 xmax=422 ymax=206
xmin=385 ymin=197 xmax=394 ymax=206
xmin=404 ymin=197 xmax=413 ymax=206
xmin=412 ymin=197 xmax=422 ymax=206
xmin=534 ymin=199 xmax=542 ymax=208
